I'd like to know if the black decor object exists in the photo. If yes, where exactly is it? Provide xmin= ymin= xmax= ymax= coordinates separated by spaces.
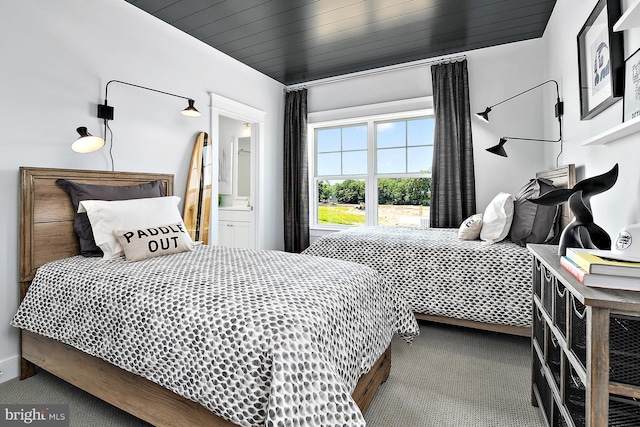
xmin=528 ymin=163 xmax=619 ymax=255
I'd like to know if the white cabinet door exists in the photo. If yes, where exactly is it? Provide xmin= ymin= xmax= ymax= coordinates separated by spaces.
xmin=218 ymin=208 xmax=254 ymax=248
xmin=218 ymin=221 xmax=234 ymax=247
xmin=230 ymin=221 xmax=251 ymax=248
xmin=218 ymin=220 xmax=251 ymax=248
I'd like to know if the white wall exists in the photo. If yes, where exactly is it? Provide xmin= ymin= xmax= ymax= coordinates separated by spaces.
xmin=308 ymin=39 xmax=549 ymax=217
xmin=0 ymin=0 xmax=284 ymax=382
xmin=543 ymin=0 xmax=640 ymax=236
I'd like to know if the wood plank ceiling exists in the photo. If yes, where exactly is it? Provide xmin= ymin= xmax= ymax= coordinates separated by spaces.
xmin=126 ymin=0 xmax=557 ymax=86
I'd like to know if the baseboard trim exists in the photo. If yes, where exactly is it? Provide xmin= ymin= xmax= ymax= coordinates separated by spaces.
xmin=0 ymin=355 xmax=20 ymax=383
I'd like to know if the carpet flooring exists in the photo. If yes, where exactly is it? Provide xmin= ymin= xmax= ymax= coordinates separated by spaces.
xmin=0 ymin=322 xmax=544 ymax=426
xmin=364 ymin=322 xmax=544 ymax=426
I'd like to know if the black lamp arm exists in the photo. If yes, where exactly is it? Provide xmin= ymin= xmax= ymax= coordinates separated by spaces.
xmin=487 ymin=79 xmax=560 ymax=111
xmin=502 ymin=79 xmax=564 ymax=144
xmin=501 ymin=135 xmax=562 ymax=143
xmin=104 ymin=80 xmax=193 ymax=104
xmin=485 ymin=80 xmax=564 ymax=164
xmin=98 ymin=80 xmax=196 ymax=121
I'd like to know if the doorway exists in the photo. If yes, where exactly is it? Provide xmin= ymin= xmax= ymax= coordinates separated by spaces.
xmin=209 ymin=93 xmax=265 ymax=248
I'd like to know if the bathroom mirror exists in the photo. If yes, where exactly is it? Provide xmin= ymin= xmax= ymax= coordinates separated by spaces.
xmin=218 ymin=117 xmax=253 ymax=206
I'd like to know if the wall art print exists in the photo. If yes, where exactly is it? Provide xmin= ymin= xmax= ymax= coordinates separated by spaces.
xmin=577 ymin=0 xmax=624 ymax=120
xmin=623 ymin=48 xmax=640 ymax=122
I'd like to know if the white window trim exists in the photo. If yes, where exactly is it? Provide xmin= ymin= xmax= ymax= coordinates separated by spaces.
xmin=308 ymin=103 xmax=434 ymax=231
xmin=308 ymin=96 xmax=433 ymax=123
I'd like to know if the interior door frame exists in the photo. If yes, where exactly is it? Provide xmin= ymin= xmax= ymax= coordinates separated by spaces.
xmin=209 ymin=92 xmax=266 ymax=248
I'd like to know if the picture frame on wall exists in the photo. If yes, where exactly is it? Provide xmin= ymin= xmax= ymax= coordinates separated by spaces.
xmin=623 ymin=48 xmax=640 ymax=122
xmin=577 ymin=0 xmax=624 ymax=120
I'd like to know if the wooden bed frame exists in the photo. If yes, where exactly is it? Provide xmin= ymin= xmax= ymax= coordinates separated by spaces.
xmin=416 ymin=164 xmax=577 ymax=338
xmin=18 ymin=166 xmax=390 ymax=427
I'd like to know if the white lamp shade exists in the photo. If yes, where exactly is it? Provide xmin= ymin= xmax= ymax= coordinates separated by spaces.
xmin=72 ymin=127 xmax=105 ymax=153
xmin=181 ymin=99 xmax=201 ymax=117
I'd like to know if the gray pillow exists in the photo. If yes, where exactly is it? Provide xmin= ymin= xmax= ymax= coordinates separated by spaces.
xmin=510 ymin=178 xmax=559 ymax=247
xmin=55 ymin=179 xmax=166 ymax=256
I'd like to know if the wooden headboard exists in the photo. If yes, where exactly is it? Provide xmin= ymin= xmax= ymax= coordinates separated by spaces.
xmin=536 ymin=164 xmax=576 ymax=230
xmin=19 ymin=167 xmax=174 ymax=299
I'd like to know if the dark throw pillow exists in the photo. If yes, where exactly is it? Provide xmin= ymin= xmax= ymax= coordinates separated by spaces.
xmin=55 ymin=179 xmax=166 ymax=256
xmin=510 ymin=178 xmax=560 ymax=247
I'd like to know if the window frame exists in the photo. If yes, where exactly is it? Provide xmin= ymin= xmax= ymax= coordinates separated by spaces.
xmin=308 ymin=109 xmax=434 ymax=230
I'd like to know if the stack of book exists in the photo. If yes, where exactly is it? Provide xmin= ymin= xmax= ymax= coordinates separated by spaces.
xmin=560 ymin=248 xmax=640 ymax=291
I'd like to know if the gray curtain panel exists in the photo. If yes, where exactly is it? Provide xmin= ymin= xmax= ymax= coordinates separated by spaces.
xmin=430 ymin=60 xmax=476 ymax=228
xmin=283 ymin=88 xmax=310 ymax=252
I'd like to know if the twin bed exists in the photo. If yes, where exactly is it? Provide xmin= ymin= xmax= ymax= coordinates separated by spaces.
xmin=13 ymin=165 xmax=575 ymax=426
xmin=304 ymin=165 xmax=576 ymax=337
xmin=14 ymin=167 xmax=418 ymax=427
xmin=304 ymin=227 xmax=534 ymax=335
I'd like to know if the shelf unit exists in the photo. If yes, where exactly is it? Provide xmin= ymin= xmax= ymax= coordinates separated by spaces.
xmin=528 ymin=244 xmax=640 ymax=427
xmin=581 ymin=116 xmax=640 ymax=146
xmin=613 ymin=0 xmax=640 ymax=32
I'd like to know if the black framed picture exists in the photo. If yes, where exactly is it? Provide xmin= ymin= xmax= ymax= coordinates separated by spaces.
xmin=577 ymin=0 xmax=624 ymax=120
xmin=623 ymin=48 xmax=640 ymax=122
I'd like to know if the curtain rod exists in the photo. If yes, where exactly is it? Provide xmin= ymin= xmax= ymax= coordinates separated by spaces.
xmin=284 ymin=54 xmax=466 ymax=92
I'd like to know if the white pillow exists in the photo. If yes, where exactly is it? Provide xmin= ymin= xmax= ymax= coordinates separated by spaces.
xmin=480 ymin=192 xmax=514 ymax=244
xmin=458 ymin=213 xmax=483 ymax=240
xmin=78 ymin=196 xmax=192 ymax=259
xmin=114 ymin=222 xmax=193 ymax=262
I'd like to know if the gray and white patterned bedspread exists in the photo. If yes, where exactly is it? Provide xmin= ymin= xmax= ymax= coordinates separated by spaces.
xmin=12 ymin=245 xmax=419 ymax=427
xmin=302 ymin=227 xmax=533 ymax=327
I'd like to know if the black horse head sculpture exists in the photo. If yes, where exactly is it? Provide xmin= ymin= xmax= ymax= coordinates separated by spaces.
xmin=528 ymin=163 xmax=619 ymax=255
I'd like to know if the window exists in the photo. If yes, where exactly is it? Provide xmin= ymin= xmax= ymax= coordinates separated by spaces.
xmin=310 ymin=111 xmax=434 ymax=228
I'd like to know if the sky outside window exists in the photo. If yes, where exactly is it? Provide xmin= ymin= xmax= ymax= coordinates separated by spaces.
xmin=317 ymin=125 xmax=367 ymax=176
xmin=376 ymin=118 xmax=433 ymax=174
